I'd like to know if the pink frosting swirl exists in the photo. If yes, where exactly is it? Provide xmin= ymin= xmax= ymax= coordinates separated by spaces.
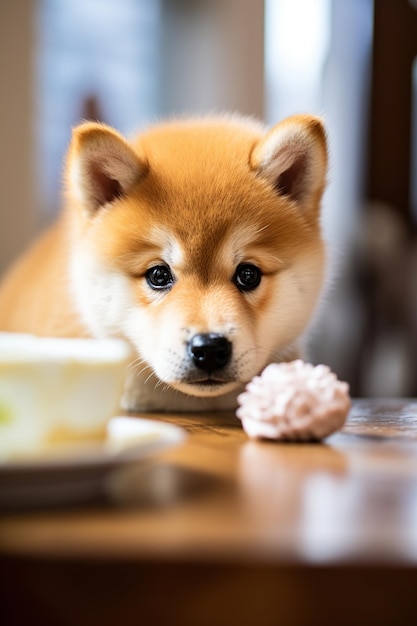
xmin=236 ymin=360 xmax=351 ymax=441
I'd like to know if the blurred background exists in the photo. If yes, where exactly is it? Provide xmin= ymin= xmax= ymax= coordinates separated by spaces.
xmin=0 ymin=0 xmax=417 ymax=398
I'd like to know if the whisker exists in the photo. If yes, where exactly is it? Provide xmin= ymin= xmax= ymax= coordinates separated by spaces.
xmin=135 ymin=361 xmax=151 ymax=374
xmin=125 ymin=355 xmax=145 ymax=372
xmin=269 ymin=255 xmax=285 ymax=266
xmin=144 ymin=371 xmax=156 ymax=385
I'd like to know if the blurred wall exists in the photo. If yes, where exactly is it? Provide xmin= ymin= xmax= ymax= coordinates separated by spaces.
xmin=0 ymin=1 xmax=39 ymax=274
xmin=160 ymin=0 xmax=264 ymax=118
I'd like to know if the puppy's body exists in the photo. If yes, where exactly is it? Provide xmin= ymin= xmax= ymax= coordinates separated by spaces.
xmin=0 ymin=115 xmax=328 ymax=412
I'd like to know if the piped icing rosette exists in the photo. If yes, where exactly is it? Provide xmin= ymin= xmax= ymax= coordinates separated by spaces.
xmin=236 ymin=360 xmax=350 ymax=441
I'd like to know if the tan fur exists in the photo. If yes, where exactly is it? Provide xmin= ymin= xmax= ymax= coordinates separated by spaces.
xmin=0 ymin=114 xmax=328 ymax=412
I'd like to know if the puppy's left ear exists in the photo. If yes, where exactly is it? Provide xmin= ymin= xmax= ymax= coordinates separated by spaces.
xmin=66 ymin=122 xmax=148 ymax=214
xmin=250 ymin=115 xmax=327 ymax=213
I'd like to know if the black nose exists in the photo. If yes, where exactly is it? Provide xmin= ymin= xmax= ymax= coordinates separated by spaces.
xmin=188 ymin=333 xmax=232 ymax=372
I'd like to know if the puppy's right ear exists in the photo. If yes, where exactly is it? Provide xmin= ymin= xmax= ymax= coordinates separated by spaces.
xmin=250 ymin=115 xmax=327 ymax=216
xmin=66 ymin=122 xmax=148 ymax=213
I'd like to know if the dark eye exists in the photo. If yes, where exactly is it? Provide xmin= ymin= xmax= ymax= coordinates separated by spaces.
xmin=234 ymin=263 xmax=262 ymax=291
xmin=146 ymin=265 xmax=174 ymax=290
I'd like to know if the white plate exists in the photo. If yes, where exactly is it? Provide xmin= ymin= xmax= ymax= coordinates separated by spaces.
xmin=0 ymin=416 xmax=186 ymax=509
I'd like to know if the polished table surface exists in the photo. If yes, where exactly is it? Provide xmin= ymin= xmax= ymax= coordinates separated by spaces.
xmin=1 ymin=399 xmax=417 ymax=625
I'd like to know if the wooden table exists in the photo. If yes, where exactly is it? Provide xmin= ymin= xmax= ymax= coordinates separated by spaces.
xmin=1 ymin=399 xmax=417 ymax=625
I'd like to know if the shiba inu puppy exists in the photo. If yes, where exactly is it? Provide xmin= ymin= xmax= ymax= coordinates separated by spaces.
xmin=0 ymin=114 xmax=328 ymax=412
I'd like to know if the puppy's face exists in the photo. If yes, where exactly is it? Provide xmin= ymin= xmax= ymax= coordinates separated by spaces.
xmin=66 ymin=116 xmax=327 ymax=398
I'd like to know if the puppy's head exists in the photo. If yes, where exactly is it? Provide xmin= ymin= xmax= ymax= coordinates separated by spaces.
xmin=66 ymin=115 xmax=327 ymax=399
